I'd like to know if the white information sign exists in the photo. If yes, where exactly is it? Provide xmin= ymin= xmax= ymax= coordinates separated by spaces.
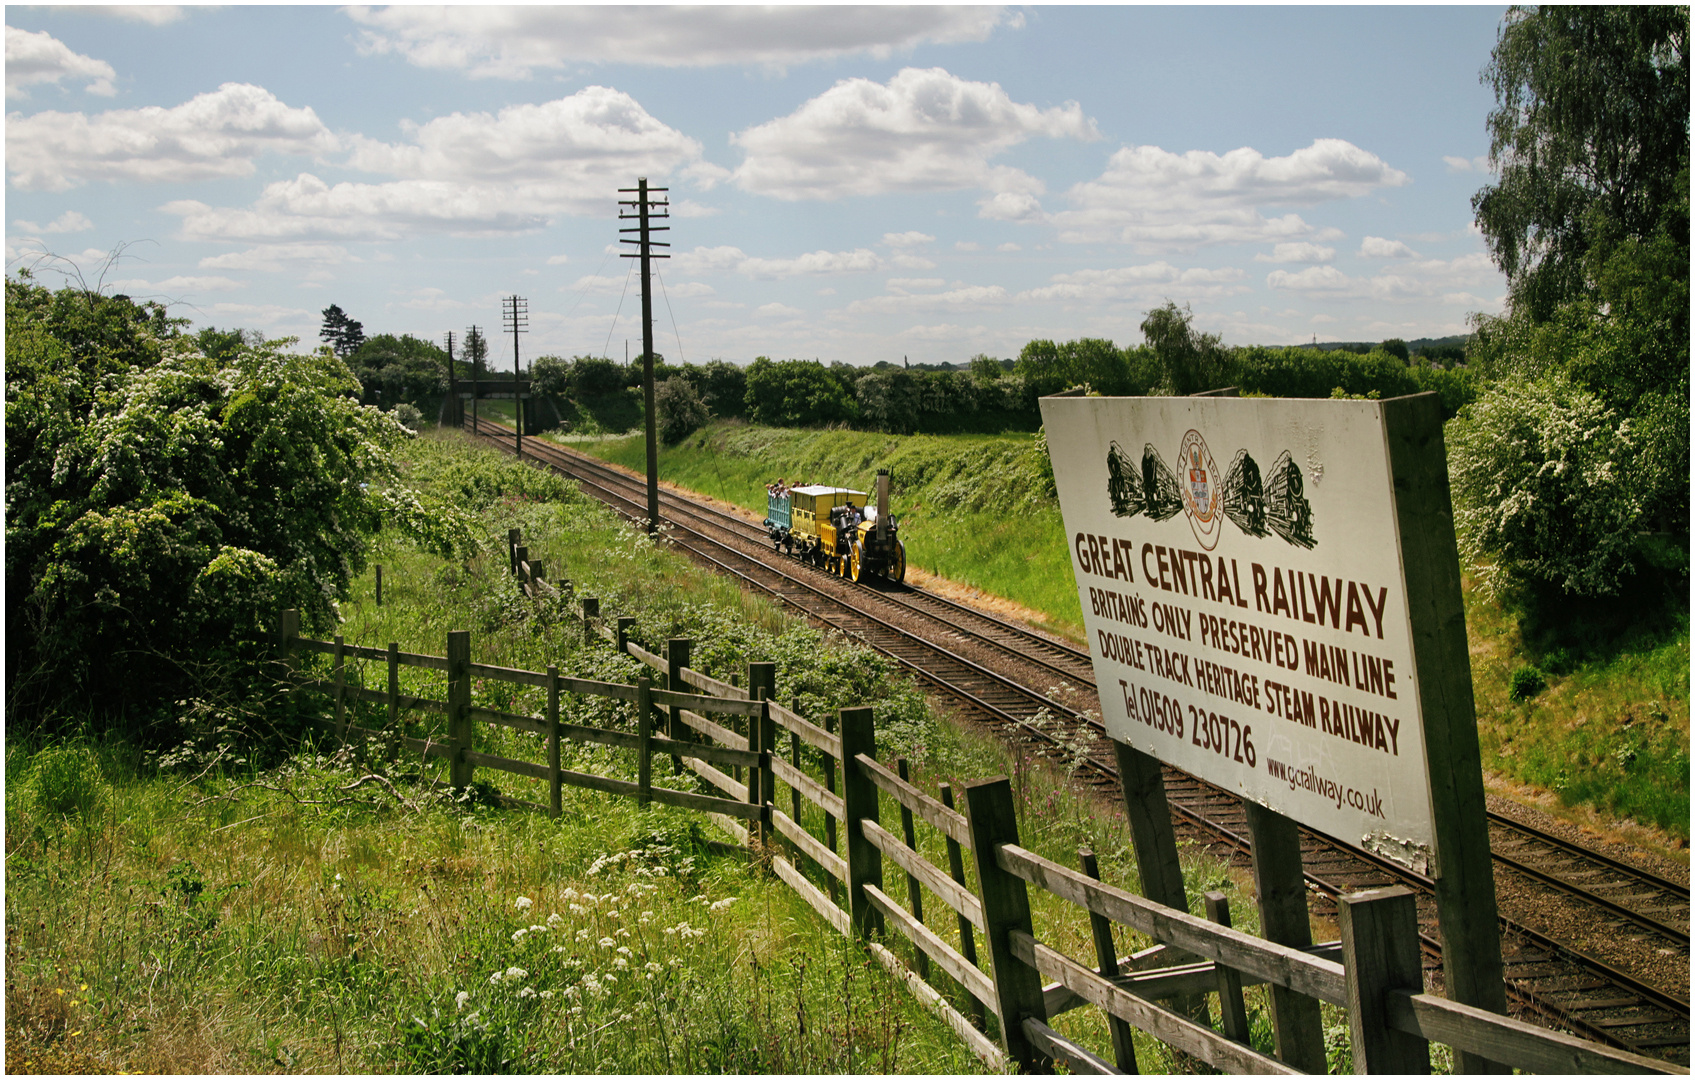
xmin=1041 ymin=394 xmax=1437 ymax=870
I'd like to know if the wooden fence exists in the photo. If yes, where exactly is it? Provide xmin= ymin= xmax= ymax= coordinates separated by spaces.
xmin=275 ymin=543 xmax=1681 ymax=1076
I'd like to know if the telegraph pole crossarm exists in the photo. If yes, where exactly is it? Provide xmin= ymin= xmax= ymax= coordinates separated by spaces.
xmin=618 ymin=178 xmax=670 ymax=535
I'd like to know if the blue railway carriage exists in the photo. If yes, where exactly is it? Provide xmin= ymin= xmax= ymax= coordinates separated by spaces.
xmin=764 ymin=469 xmax=906 ymax=583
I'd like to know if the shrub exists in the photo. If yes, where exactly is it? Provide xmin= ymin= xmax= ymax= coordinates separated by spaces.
xmin=656 ymin=376 xmax=710 ymax=444
xmin=1508 ymin=664 xmax=1548 ymax=702
xmin=32 ymin=743 xmax=106 ymax=820
xmin=1446 ymin=372 xmax=1643 ymax=599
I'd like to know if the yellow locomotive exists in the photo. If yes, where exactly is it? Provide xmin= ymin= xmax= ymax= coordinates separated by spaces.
xmin=764 ymin=468 xmax=906 ymax=583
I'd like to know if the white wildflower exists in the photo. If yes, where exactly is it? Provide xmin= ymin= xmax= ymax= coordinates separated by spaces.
xmin=645 ymin=962 xmax=662 ymax=974
xmin=562 ymin=887 xmax=579 ymax=901
xmin=616 ymin=928 xmax=631 ymax=939
xmin=529 ymin=924 xmax=547 ymax=933
xmin=540 ymin=990 xmax=555 ymax=1000
xmin=514 ymin=896 xmax=533 ymax=911
xmin=710 ymin=897 xmax=736 ymax=912
xmin=552 ymin=945 xmax=568 ymax=953
xmin=505 ymin=966 xmax=527 ymax=979
xmin=454 ymin=991 xmax=470 ymax=1011
xmin=616 ymin=946 xmax=632 ymax=957
xmin=547 ymin=913 xmax=563 ymax=925
xmin=598 ymin=937 xmax=615 ymax=949
xmin=512 ymin=929 xmax=528 ymax=943
xmin=614 ymin=957 xmax=628 ymax=970
xmin=489 ymin=972 xmax=503 ymax=985
xmin=517 ymin=986 xmax=536 ymax=1000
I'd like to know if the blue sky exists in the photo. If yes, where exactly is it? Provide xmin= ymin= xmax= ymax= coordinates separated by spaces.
xmin=6 ymin=5 xmax=1510 ymax=367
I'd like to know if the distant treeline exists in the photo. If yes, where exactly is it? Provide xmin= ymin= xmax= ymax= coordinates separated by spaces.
xmin=299 ymin=316 xmax=1476 ymax=439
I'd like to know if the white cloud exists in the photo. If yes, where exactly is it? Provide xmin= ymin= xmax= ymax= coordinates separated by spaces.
xmin=657 ymin=278 xmax=715 ymax=298
xmin=7 ymin=82 xmax=337 ymax=191
xmin=169 ymin=87 xmax=711 ymax=240
xmin=670 ymin=199 xmax=720 ymax=218
xmin=6 ymin=26 xmax=116 ymax=100
xmin=1254 ymin=242 xmax=1335 ymax=264
xmin=88 ymin=7 xmax=187 ymax=25
xmin=756 ymin=302 xmax=805 ymax=318
xmin=882 ymin=230 xmax=935 ymax=248
xmin=670 ymin=244 xmax=885 ymax=279
xmin=545 ymin=254 xmax=570 ymax=266
xmin=163 ymin=173 xmax=549 ymax=242
xmin=730 ymin=67 xmax=1097 ymax=205
xmin=1266 ymin=252 xmax=1502 ymax=302
xmin=1443 ymin=154 xmax=1490 ymax=173
xmin=347 ymin=87 xmax=706 ymax=194
xmin=109 ymin=274 xmax=244 ymax=294
xmin=12 ymin=210 xmax=94 ymax=234
xmin=1359 ymin=236 xmax=1416 ymax=259
xmin=954 ymin=241 xmax=981 ymax=252
xmin=996 ymin=242 xmax=1021 ymax=252
xmin=346 ymin=6 xmax=1013 ymax=78
xmin=886 ymin=277 xmax=946 ymax=293
xmin=1053 ymin=138 xmax=1407 ymax=250
xmin=198 ymin=243 xmax=352 ymax=271
xmin=1019 ymin=262 xmax=1248 ymax=304
xmin=843 ymin=283 xmax=1011 ymax=315
xmin=889 ymin=253 xmax=937 ymax=270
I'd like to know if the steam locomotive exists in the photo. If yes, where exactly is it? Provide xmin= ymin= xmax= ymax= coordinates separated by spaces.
xmin=763 ymin=467 xmax=906 ymax=583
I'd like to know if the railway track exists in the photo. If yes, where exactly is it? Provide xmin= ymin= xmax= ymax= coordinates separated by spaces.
xmin=476 ymin=422 xmax=1690 ymax=1064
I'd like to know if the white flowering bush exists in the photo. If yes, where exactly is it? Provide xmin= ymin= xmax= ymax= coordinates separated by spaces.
xmin=1447 ymin=372 xmax=1644 ymax=598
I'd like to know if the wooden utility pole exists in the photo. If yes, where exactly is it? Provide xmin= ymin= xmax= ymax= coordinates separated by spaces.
xmin=618 ymin=178 xmax=669 ymax=534
xmin=503 ymin=295 xmax=529 ymax=460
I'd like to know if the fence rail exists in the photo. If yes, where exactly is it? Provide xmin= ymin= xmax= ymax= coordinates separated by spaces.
xmin=272 ymin=534 xmax=1681 ymax=1076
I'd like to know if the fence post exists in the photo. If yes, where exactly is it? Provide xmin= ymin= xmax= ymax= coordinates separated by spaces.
xmin=1340 ymin=886 xmax=1429 ymax=1074
xmin=386 ymin=642 xmax=401 ymax=762
xmin=332 ymin=635 xmax=347 ymax=743
xmin=748 ymin=662 xmax=776 ymax=847
xmin=941 ymin=783 xmax=985 ymax=1029
xmin=448 ymin=630 xmax=473 ymax=791
xmin=616 ymin=616 xmax=635 ymax=654
xmin=838 ymin=705 xmax=884 ymax=939
xmin=823 ymin=713 xmax=840 ymax=905
xmin=1245 ymin=800 xmax=1328 ymax=1071
xmin=277 ymin=609 xmax=300 ymax=670
xmin=375 ymin=563 xmax=383 ymax=607
xmin=1081 ymin=849 xmax=1138 ymax=1071
xmin=962 ymin=777 xmax=1050 ymax=1072
xmin=637 ymin=676 xmax=653 ymax=809
xmin=1204 ymin=891 xmax=1252 ymax=1044
xmin=515 ymin=546 xmax=529 ymax=587
xmin=581 ymin=597 xmax=599 ymax=646
xmin=508 ymin=528 xmax=521 ymax=577
xmin=667 ymin=638 xmax=691 ymax=775
xmin=896 ymin=758 xmax=931 ymax=982
xmin=548 ymin=665 xmax=561 ymax=819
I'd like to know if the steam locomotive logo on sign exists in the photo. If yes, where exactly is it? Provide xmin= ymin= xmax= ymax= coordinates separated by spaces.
xmin=1106 ymin=430 xmax=1315 ymax=552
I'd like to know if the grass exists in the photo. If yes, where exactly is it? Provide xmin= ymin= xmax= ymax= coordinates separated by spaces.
xmin=1464 ymin=583 xmax=1689 ymax=840
xmin=11 ymin=427 xmax=1338 ymax=1074
xmin=564 ymin=420 xmax=1690 ymax=849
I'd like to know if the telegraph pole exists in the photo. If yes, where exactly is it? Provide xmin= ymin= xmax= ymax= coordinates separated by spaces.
xmin=441 ymin=330 xmax=457 ymax=428
xmin=467 ymin=324 xmax=483 ymax=435
xmin=503 ymin=295 xmax=529 ymax=461
xmin=618 ymin=178 xmax=669 ymax=534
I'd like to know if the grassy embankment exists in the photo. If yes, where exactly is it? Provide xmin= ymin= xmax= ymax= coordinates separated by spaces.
xmin=568 ymin=420 xmax=1689 ymax=846
xmin=8 ymin=429 xmax=1347 ymax=1074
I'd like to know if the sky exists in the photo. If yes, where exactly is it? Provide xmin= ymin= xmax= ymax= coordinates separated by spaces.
xmin=6 ymin=5 xmax=1512 ymax=368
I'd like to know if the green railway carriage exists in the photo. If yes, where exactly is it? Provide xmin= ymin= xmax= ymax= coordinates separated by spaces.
xmin=763 ymin=469 xmax=906 ymax=583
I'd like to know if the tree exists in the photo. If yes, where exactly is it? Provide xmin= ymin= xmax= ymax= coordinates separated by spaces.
xmin=655 ymin=375 xmax=710 ymax=444
xmin=8 ymin=278 xmax=444 ymax=722
xmin=743 ymin=358 xmax=854 ymax=427
xmin=1141 ymin=301 xmax=1227 ymax=395
xmin=1447 ymin=372 xmax=1643 ymax=599
xmin=346 ymin=334 xmax=449 ymax=412
xmin=319 ymin=304 xmax=366 ymax=358
xmin=462 ymin=325 xmax=488 ymax=374
xmin=1472 ymin=6 xmax=1689 ymax=319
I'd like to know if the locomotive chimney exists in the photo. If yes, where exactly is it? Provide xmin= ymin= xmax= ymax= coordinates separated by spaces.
xmin=876 ymin=469 xmax=890 ymax=544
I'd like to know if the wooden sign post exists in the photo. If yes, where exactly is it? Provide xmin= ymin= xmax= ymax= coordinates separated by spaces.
xmin=1041 ymin=390 xmax=1505 ymax=1072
